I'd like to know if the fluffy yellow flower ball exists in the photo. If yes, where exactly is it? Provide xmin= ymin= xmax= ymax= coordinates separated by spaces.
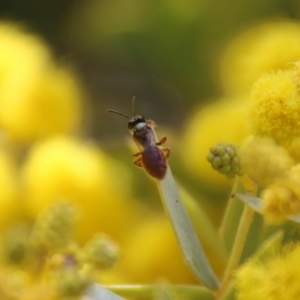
xmin=248 ymin=69 xmax=300 ymax=143
xmin=221 ymin=21 xmax=300 ymax=94
xmin=20 ymin=135 xmax=141 ymax=245
xmin=262 ymin=165 xmax=300 ymax=222
xmin=237 ymin=243 xmax=300 ymax=300
xmin=240 ymin=137 xmax=294 ymax=186
xmin=181 ymin=97 xmax=248 ymax=190
xmin=0 ymin=22 xmax=82 ymax=142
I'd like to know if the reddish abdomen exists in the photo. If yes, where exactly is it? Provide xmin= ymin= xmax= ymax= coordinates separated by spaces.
xmin=142 ymin=146 xmax=167 ymax=179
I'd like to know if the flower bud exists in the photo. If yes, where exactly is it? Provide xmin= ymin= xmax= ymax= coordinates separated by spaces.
xmin=30 ymin=200 xmax=77 ymax=252
xmin=207 ymin=143 xmax=243 ymax=178
xmin=83 ymin=233 xmax=119 ymax=270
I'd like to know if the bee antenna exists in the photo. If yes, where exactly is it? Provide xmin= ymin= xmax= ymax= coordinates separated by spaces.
xmin=132 ymin=96 xmax=136 ymax=116
xmin=107 ymin=109 xmax=130 ymax=119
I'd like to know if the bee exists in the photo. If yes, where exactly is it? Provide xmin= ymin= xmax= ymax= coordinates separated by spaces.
xmin=108 ymin=97 xmax=170 ymax=179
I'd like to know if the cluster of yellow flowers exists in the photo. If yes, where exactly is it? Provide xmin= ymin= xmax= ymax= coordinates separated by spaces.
xmin=242 ymin=60 xmax=300 ymax=222
xmin=183 ymin=20 xmax=300 ymax=299
xmin=185 ymin=20 xmax=300 ymax=222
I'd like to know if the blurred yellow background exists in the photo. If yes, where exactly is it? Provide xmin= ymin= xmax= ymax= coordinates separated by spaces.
xmin=0 ymin=1 xmax=299 ymax=297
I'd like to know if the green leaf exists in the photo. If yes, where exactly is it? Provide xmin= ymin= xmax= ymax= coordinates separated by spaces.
xmin=84 ymin=283 xmax=125 ymax=300
xmin=232 ymin=193 xmax=262 ymax=212
xmin=156 ymin=167 xmax=220 ymax=290
xmin=233 ymin=193 xmax=300 ymax=223
xmin=179 ymin=187 xmax=228 ymax=271
xmin=287 ymin=214 xmax=300 ymax=223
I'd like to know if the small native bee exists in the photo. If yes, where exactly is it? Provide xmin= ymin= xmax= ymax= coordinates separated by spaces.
xmin=108 ymin=97 xmax=170 ymax=179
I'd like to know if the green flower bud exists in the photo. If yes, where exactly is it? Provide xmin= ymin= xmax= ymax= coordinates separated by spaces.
xmin=30 ymin=200 xmax=77 ymax=252
xmin=83 ymin=233 xmax=119 ymax=270
xmin=53 ymin=268 xmax=91 ymax=297
xmin=2 ymin=223 xmax=30 ymax=264
xmin=207 ymin=143 xmax=244 ymax=178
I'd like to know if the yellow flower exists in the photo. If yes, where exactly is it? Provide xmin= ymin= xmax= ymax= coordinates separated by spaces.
xmin=0 ymin=23 xmax=51 ymax=77
xmin=0 ymin=22 xmax=82 ymax=142
xmin=20 ymin=135 xmax=142 ymax=245
xmin=248 ymin=69 xmax=300 ymax=142
xmin=181 ymin=97 xmax=248 ymax=190
xmin=237 ymin=243 xmax=300 ymax=300
xmin=221 ymin=20 xmax=300 ymax=94
xmin=240 ymin=137 xmax=294 ymax=186
xmin=262 ymin=165 xmax=300 ymax=222
xmin=4 ymin=66 xmax=82 ymax=142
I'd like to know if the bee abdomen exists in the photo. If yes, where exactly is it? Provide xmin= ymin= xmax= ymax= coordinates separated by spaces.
xmin=142 ymin=146 xmax=167 ymax=179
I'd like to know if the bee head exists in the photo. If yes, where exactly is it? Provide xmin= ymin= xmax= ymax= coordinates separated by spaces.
xmin=127 ymin=115 xmax=147 ymax=134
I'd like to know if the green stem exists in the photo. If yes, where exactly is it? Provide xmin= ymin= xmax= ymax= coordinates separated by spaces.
xmin=216 ymin=175 xmax=257 ymax=299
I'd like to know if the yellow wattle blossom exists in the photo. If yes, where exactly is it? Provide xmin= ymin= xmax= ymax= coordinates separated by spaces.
xmin=262 ymin=165 xmax=300 ymax=222
xmin=0 ymin=23 xmax=51 ymax=77
xmin=0 ymin=22 xmax=82 ymax=142
xmin=221 ymin=21 xmax=300 ymax=94
xmin=0 ymin=66 xmax=83 ymax=142
xmin=248 ymin=69 xmax=300 ymax=143
xmin=240 ymin=137 xmax=294 ymax=186
xmin=181 ymin=97 xmax=248 ymax=190
xmin=237 ymin=243 xmax=300 ymax=300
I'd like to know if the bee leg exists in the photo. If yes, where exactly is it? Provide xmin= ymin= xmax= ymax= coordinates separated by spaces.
xmin=156 ymin=136 xmax=167 ymax=146
xmin=162 ymin=148 xmax=170 ymax=159
xmin=133 ymin=152 xmax=142 ymax=157
xmin=157 ymin=137 xmax=170 ymax=158
xmin=133 ymin=156 xmax=143 ymax=168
